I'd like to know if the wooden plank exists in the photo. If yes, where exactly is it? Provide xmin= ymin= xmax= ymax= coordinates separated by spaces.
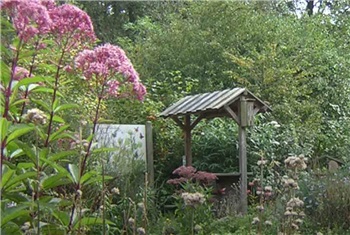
xmin=190 ymin=114 xmax=204 ymax=130
xmin=146 ymin=121 xmax=154 ymax=187
xmin=224 ymin=105 xmax=240 ymax=125
xmin=171 ymin=116 xmax=185 ymax=130
xmin=184 ymin=115 xmax=192 ymax=166
xmin=239 ymin=125 xmax=248 ymax=214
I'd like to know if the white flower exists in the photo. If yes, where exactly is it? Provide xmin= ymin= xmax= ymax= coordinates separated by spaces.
xmin=128 ymin=217 xmax=135 ymax=226
xmin=264 ymin=220 xmax=273 ymax=226
xmin=252 ymin=217 xmax=260 ymax=225
xmin=264 ymin=186 xmax=272 ymax=192
xmin=76 ymin=189 xmax=83 ymax=198
xmin=181 ymin=192 xmax=205 ymax=206
xmin=287 ymin=197 xmax=304 ymax=208
xmin=137 ymin=227 xmax=146 ymax=235
xmin=257 ymin=159 xmax=268 ymax=166
xmin=21 ymin=222 xmax=31 ymax=231
xmin=111 ymin=187 xmax=120 ymax=194
xmin=270 ymin=121 xmax=281 ymax=128
xmin=23 ymin=108 xmax=47 ymax=125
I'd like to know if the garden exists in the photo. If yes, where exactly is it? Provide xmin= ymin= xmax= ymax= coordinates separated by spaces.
xmin=1 ymin=0 xmax=350 ymax=234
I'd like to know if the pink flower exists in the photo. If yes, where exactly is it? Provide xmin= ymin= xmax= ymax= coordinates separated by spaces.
xmin=75 ymin=43 xmax=146 ymax=100
xmin=13 ymin=66 xmax=31 ymax=81
xmin=1 ymin=0 xmax=52 ymax=42
xmin=49 ymin=4 xmax=96 ymax=47
xmin=106 ymin=80 xmax=120 ymax=98
xmin=133 ymin=82 xmax=147 ymax=101
xmin=172 ymin=166 xmax=196 ymax=179
xmin=194 ymin=171 xmax=217 ymax=184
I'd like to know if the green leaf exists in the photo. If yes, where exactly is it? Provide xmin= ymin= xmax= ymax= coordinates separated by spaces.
xmin=52 ymin=115 xmax=65 ymax=123
xmin=9 ymin=149 xmax=24 ymax=159
xmin=80 ymin=170 xmax=98 ymax=186
xmin=48 ymin=150 xmax=77 ymax=162
xmin=48 ymin=124 xmax=70 ymax=142
xmin=0 ymin=221 xmax=22 ymax=235
xmin=68 ymin=164 xmax=79 ymax=184
xmin=39 ymin=147 xmax=49 ymax=161
xmin=42 ymin=173 xmax=71 ymax=190
xmin=39 ymin=157 xmax=70 ymax=176
xmin=73 ymin=217 xmax=114 ymax=229
xmin=15 ymin=76 xmax=54 ymax=88
xmin=31 ymin=87 xmax=63 ymax=97
xmin=40 ymin=224 xmax=66 ymax=234
xmin=1 ymin=166 xmax=15 ymax=189
xmin=16 ymin=141 xmax=36 ymax=164
xmin=92 ymin=147 xmax=117 ymax=154
xmin=31 ymin=98 xmax=50 ymax=112
xmin=4 ymin=171 xmax=37 ymax=191
xmin=54 ymin=103 xmax=79 ymax=113
xmin=1 ymin=205 xmax=30 ymax=226
xmin=52 ymin=210 xmax=70 ymax=226
xmin=2 ymin=192 xmax=29 ymax=203
xmin=0 ymin=118 xmax=9 ymax=142
xmin=0 ymin=60 xmax=11 ymax=84
xmin=17 ymin=162 xmax=35 ymax=169
xmin=7 ymin=126 xmax=35 ymax=143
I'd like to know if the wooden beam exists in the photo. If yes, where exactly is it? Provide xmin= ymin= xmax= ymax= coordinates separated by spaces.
xmin=190 ymin=114 xmax=204 ymax=130
xmin=145 ymin=121 xmax=154 ymax=187
xmin=239 ymin=125 xmax=248 ymax=214
xmin=253 ymin=106 xmax=261 ymax=116
xmin=171 ymin=116 xmax=185 ymax=130
xmin=224 ymin=105 xmax=240 ymax=125
xmin=238 ymin=97 xmax=248 ymax=214
xmin=184 ymin=115 xmax=192 ymax=166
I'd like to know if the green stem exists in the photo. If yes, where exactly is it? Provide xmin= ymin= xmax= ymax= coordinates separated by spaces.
xmin=19 ymin=41 xmax=40 ymax=120
xmin=35 ymin=127 xmax=40 ymax=235
xmin=67 ymin=81 xmax=106 ymax=233
xmin=44 ymin=48 xmax=65 ymax=147
xmin=102 ymin=161 xmax=106 ymax=235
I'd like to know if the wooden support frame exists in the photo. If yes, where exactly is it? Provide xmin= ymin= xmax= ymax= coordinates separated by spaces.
xmin=184 ymin=115 xmax=192 ymax=166
xmin=224 ymin=104 xmax=240 ymax=125
xmin=161 ymin=88 xmax=271 ymax=215
xmin=146 ymin=121 xmax=154 ymax=187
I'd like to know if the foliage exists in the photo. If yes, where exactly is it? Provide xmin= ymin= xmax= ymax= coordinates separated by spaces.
xmin=158 ymin=166 xmax=216 ymax=235
xmin=299 ymin=166 xmax=350 ymax=233
xmin=0 ymin=1 xmax=146 ymax=234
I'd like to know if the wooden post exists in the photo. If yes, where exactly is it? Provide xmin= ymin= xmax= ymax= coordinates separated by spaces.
xmin=184 ymin=115 xmax=192 ymax=166
xmin=146 ymin=121 xmax=154 ymax=187
xmin=239 ymin=98 xmax=248 ymax=214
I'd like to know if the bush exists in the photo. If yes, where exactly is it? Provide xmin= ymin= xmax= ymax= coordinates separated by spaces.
xmin=299 ymin=166 xmax=350 ymax=233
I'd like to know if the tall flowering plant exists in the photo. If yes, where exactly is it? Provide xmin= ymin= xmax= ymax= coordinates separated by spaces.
xmin=68 ymin=43 xmax=146 ymax=232
xmin=166 ymin=166 xmax=217 ymax=235
xmin=0 ymin=0 xmax=145 ymax=234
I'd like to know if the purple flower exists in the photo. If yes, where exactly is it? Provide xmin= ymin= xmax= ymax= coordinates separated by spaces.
xmin=49 ymin=4 xmax=96 ymax=47
xmin=106 ymin=80 xmax=120 ymax=98
xmin=13 ymin=66 xmax=31 ymax=81
xmin=172 ymin=166 xmax=196 ymax=179
xmin=1 ymin=0 xmax=52 ymax=42
xmin=75 ymin=43 xmax=146 ymax=100
xmin=168 ymin=166 xmax=217 ymax=186
xmin=194 ymin=171 xmax=218 ymax=184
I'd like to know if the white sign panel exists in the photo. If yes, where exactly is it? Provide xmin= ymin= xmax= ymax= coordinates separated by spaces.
xmin=94 ymin=124 xmax=146 ymax=161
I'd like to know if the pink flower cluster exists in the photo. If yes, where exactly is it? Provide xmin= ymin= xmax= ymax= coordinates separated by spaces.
xmin=167 ymin=166 xmax=217 ymax=186
xmin=49 ymin=4 xmax=96 ymax=45
xmin=1 ymin=0 xmax=52 ymax=42
xmin=13 ymin=66 xmax=31 ymax=81
xmin=74 ymin=43 xmax=146 ymax=101
xmin=1 ymin=0 xmax=96 ymax=45
xmin=181 ymin=192 xmax=206 ymax=207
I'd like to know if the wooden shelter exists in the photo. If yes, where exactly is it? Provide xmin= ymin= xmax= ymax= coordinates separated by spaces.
xmin=159 ymin=88 xmax=271 ymax=214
